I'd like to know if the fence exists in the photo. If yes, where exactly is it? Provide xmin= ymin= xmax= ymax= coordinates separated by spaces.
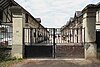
xmin=23 ymin=28 xmax=85 ymax=45
xmin=0 ymin=24 xmax=12 ymax=46
xmin=23 ymin=28 xmax=85 ymax=58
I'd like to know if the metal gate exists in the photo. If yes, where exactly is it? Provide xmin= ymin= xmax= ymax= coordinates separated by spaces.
xmin=23 ymin=28 xmax=85 ymax=58
xmin=96 ymin=30 xmax=100 ymax=58
xmin=0 ymin=24 xmax=12 ymax=46
xmin=96 ymin=30 xmax=100 ymax=49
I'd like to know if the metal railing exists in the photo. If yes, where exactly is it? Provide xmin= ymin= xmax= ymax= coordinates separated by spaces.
xmin=0 ymin=24 xmax=12 ymax=46
xmin=23 ymin=28 xmax=85 ymax=45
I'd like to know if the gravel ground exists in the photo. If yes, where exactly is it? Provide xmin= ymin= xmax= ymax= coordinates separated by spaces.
xmin=10 ymin=59 xmax=100 ymax=67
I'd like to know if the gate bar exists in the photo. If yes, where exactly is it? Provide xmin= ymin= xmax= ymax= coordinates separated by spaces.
xmin=53 ymin=28 xmax=56 ymax=58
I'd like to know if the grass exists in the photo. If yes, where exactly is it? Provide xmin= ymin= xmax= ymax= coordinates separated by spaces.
xmin=0 ymin=58 xmax=23 ymax=67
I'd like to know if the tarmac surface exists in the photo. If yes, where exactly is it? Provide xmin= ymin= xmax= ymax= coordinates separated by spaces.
xmin=11 ymin=59 xmax=100 ymax=67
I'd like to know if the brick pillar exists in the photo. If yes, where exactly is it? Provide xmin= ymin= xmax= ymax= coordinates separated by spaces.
xmin=82 ymin=5 xmax=97 ymax=59
xmin=10 ymin=6 xmax=25 ymax=58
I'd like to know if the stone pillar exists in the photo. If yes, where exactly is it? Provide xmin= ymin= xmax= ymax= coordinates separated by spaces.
xmin=82 ymin=5 xmax=97 ymax=59
xmin=10 ymin=6 xmax=25 ymax=58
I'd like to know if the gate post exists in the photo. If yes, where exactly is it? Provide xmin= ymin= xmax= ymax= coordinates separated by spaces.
xmin=53 ymin=28 xmax=56 ymax=58
xmin=82 ymin=5 xmax=97 ymax=59
xmin=10 ymin=6 xmax=25 ymax=58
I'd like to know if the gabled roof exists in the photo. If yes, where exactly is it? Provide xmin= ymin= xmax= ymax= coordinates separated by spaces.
xmin=82 ymin=4 xmax=97 ymax=13
xmin=0 ymin=0 xmax=16 ymax=11
xmin=0 ymin=0 xmax=41 ymax=25
xmin=97 ymin=2 xmax=100 ymax=5
xmin=0 ymin=0 xmax=46 ymax=29
xmin=74 ymin=11 xmax=82 ymax=18
xmin=96 ymin=2 xmax=100 ymax=8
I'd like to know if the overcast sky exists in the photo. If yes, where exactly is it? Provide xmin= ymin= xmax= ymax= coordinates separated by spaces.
xmin=15 ymin=0 xmax=99 ymax=28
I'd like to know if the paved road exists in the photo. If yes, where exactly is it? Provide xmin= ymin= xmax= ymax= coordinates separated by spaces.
xmin=11 ymin=59 xmax=100 ymax=67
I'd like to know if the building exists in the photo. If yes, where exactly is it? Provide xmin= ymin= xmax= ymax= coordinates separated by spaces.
xmin=61 ymin=3 xmax=100 ymax=44
xmin=0 ymin=0 xmax=49 ymax=46
xmin=96 ymin=3 xmax=100 ymax=30
xmin=61 ymin=11 xmax=83 ymax=43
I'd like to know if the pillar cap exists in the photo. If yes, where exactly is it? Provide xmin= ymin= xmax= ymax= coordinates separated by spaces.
xmin=82 ymin=4 xmax=97 ymax=14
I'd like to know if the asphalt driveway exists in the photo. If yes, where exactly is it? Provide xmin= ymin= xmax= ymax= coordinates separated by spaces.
xmin=11 ymin=59 xmax=100 ymax=67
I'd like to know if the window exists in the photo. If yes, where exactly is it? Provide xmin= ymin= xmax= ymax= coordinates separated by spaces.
xmin=96 ymin=10 xmax=100 ymax=23
xmin=99 ymin=10 xmax=100 ymax=23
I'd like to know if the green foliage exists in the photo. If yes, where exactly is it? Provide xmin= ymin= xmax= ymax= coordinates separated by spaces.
xmin=0 ymin=46 xmax=23 ymax=62
xmin=0 ymin=58 xmax=23 ymax=67
xmin=0 ymin=46 xmax=23 ymax=67
xmin=17 ymin=58 xmax=23 ymax=60
xmin=0 ymin=48 xmax=11 ymax=62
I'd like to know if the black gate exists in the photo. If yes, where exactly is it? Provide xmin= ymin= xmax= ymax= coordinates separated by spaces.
xmin=23 ymin=28 xmax=54 ymax=58
xmin=23 ymin=28 xmax=85 ymax=58
xmin=96 ymin=30 xmax=100 ymax=49
xmin=96 ymin=30 xmax=100 ymax=58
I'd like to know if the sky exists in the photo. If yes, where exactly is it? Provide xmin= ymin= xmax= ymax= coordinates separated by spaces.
xmin=15 ymin=0 xmax=99 ymax=28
